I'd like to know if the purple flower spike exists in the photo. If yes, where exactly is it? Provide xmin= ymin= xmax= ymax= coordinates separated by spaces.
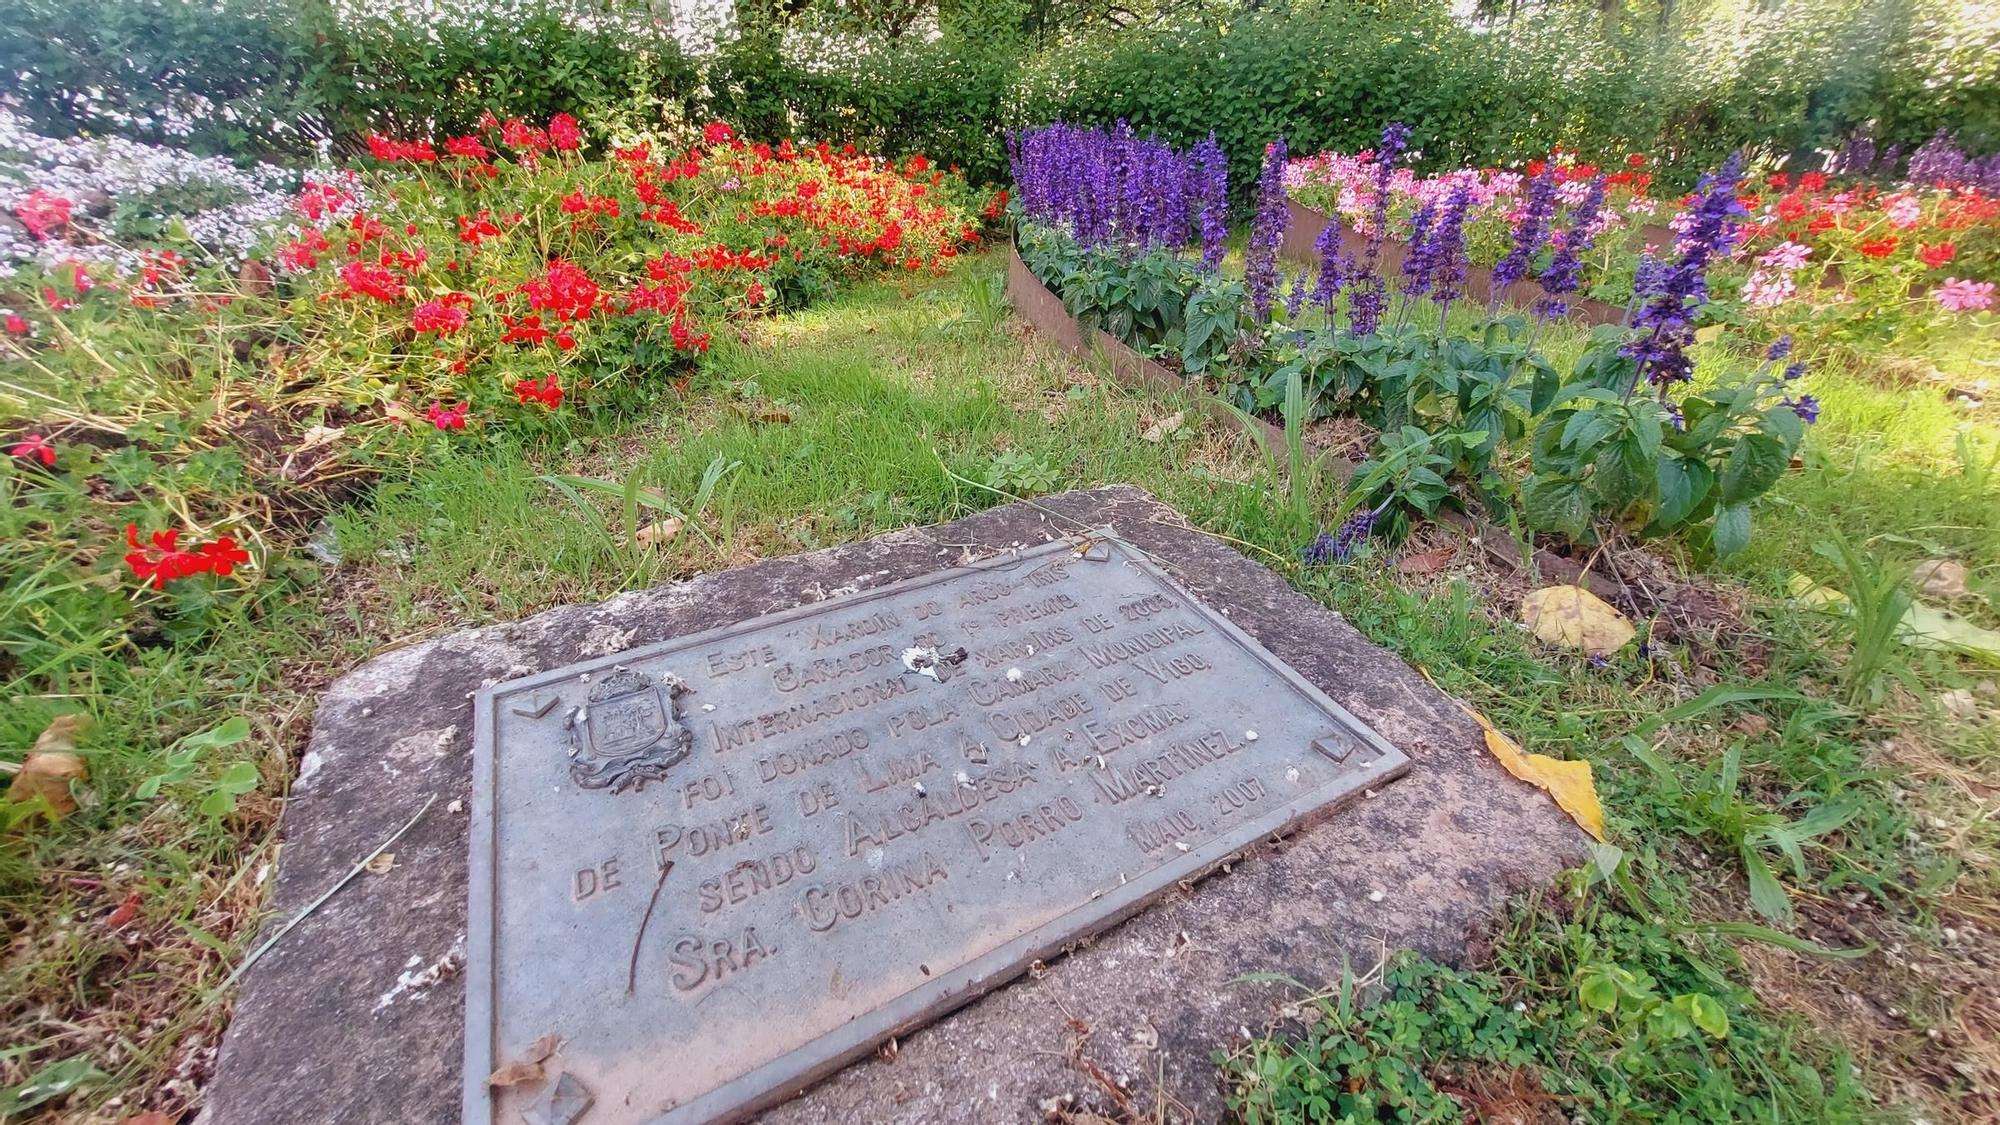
xmin=1246 ymin=137 xmax=1291 ymax=324
xmin=1621 ymin=153 xmax=1747 ymax=388
xmin=1535 ymin=174 xmax=1606 ymax=319
xmin=1493 ymin=166 xmax=1559 ymax=293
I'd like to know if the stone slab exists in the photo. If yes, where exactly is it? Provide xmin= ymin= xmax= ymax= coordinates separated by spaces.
xmin=466 ymin=533 xmax=1410 ymax=1124
xmin=203 ymin=486 xmax=1588 ymax=1125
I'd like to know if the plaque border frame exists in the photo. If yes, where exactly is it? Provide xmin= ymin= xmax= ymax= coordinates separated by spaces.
xmin=464 ymin=531 xmax=1411 ymax=1124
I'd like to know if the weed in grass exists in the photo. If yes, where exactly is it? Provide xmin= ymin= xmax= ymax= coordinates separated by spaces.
xmin=1816 ymin=536 xmax=1920 ymax=708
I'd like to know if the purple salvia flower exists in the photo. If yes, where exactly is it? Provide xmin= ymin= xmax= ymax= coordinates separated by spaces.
xmin=1534 ymin=174 xmax=1606 ymax=319
xmin=1399 ymin=200 xmax=1439 ymax=299
xmin=1246 ymin=136 xmax=1291 ymax=324
xmin=1492 ymin=166 xmax=1559 ymax=299
xmin=1783 ymin=394 xmax=1820 ymax=424
xmin=1766 ymin=334 xmax=1792 ymax=361
xmin=1344 ymin=122 xmax=1410 ymax=336
xmin=1284 ymin=266 xmax=1311 ymax=320
xmin=1310 ymin=218 xmax=1346 ymax=315
xmin=1192 ymin=133 xmax=1230 ymax=271
xmin=1427 ymin=176 xmax=1476 ymax=308
xmin=1783 ymin=361 xmax=1807 ymax=382
xmin=1622 ymin=152 xmax=1747 ymax=388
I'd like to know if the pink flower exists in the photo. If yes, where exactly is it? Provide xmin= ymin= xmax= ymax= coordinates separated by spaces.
xmin=1883 ymin=193 xmax=1923 ymax=229
xmin=426 ymin=402 xmax=468 ymax=430
xmin=1934 ymin=277 xmax=1995 ymax=314
xmin=1757 ymin=241 xmax=1812 ymax=273
xmin=1742 ymin=271 xmax=1796 ymax=309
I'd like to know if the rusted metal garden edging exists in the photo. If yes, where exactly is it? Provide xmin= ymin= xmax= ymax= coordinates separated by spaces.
xmin=1005 ymin=241 xmax=1293 ymax=453
xmin=1002 ymin=240 xmax=1626 ymax=606
xmin=1277 ymin=199 xmax=1630 ymax=328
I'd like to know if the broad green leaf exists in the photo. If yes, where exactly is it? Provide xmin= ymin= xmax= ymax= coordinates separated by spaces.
xmin=1712 ymin=503 xmax=1752 ymax=557
xmin=1676 ymin=992 xmax=1731 ymax=1038
xmin=1719 ymin=433 xmax=1788 ymax=506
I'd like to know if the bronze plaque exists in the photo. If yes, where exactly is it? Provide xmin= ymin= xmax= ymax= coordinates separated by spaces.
xmin=465 ymin=532 xmax=1410 ymax=1124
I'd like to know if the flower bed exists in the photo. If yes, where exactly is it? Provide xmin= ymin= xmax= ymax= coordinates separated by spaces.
xmin=1278 ymin=197 xmax=1628 ymax=326
xmin=1010 ymin=122 xmax=1818 ymax=562
xmin=3 ymin=114 xmax=993 ymax=610
xmin=1284 ymin=141 xmax=2000 ymax=362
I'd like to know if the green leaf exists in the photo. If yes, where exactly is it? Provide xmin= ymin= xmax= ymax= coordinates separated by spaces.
xmin=199 ymin=789 xmax=239 ymax=818
xmin=1578 ymin=967 xmax=1619 ymax=1012
xmin=1675 ymin=993 xmax=1731 ymax=1038
xmin=1651 ymin=457 xmax=1712 ymax=530
xmin=1523 ymin=476 xmax=1589 ymax=539
xmin=1712 ymin=503 xmax=1752 ymax=557
xmin=1742 ymin=847 xmax=1793 ymax=926
xmin=178 ymin=716 xmax=251 ymax=751
xmin=215 ymin=761 xmax=261 ymax=795
xmin=1719 ymin=432 xmax=1788 ymax=506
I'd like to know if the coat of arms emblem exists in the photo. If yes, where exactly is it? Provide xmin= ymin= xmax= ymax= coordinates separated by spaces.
xmin=568 ymin=668 xmax=692 ymax=793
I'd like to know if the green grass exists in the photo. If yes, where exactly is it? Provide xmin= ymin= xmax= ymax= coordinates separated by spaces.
xmin=5 ymin=249 xmax=1999 ymax=1121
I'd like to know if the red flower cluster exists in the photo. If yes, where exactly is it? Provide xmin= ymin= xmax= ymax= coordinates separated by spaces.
xmin=17 ymin=189 xmax=72 ymax=240
xmin=426 ymin=402 xmax=467 ymax=430
xmin=367 ymin=134 xmax=438 ymax=163
xmin=338 ymin=260 xmax=405 ymax=302
xmin=412 ymin=293 xmax=474 ymax=335
xmin=513 ymin=373 xmax=564 ymax=408
xmin=517 ymin=259 xmax=600 ymax=323
xmin=123 ymin=524 xmax=251 ymax=588
xmin=561 ymin=190 xmax=621 ymax=218
xmin=457 ymin=211 xmax=504 ymax=246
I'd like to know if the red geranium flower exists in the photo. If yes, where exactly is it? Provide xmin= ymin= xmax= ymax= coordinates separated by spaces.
xmin=4 ymin=312 xmax=28 ymax=335
xmin=1799 ymin=171 xmax=1828 ymax=192
xmin=16 ymin=189 xmax=72 ymax=240
xmin=8 ymin=433 xmax=55 ymax=466
xmin=703 ymin=121 xmax=736 ymax=146
xmin=426 ymin=402 xmax=467 ymax=431
xmin=1857 ymin=236 xmax=1899 ymax=258
xmin=1918 ymin=242 xmax=1957 ymax=269
xmin=549 ymin=114 xmax=583 ymax=152
xmin=513 ymin=373 xmax=564 ymax=409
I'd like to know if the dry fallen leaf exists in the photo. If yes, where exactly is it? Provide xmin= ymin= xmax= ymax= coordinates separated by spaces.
xmin=1398 ymin=545 xmax=1458 ymax=577
xmin=1938 ymin=689 xmax=1981 ymax=721
xmin=1465 ymin=706 xmax=1605 ymax=841
xmin=485 ymin=1032 xmax=563 ymax=1089
xmin=1900 ymin=601 xmax=2000 ymax=661
xmin=122 ymin=1114 xmax=177 ymax=1125
xmin=364 ymin=852 xmax=398 ymax=875
xmin=486 ymin=1060 xmax=545 ymax=1089
xmin=1140 ymin=410 xmax=1185 ymax=442
xmin=634 ymin=517 xmax=684 ymax=549
xmin=1914 ymin=558 xmax=1972 ymax=600
xmin=6 ymin=714 xmax=93 ymax=819
xmin=1521 ymin=585 xmax=1635 ymax=657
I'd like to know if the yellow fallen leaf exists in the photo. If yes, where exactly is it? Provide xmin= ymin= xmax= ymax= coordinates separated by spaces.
xmin=1786 ymin=572 xmax=1849 ymax=609
xmin=1522 ymin=585 xmax=1635 ymax=657
xmin=364 ymin=852 xmax=397 ymax=875
xmin=1414 ymin=671 xmax=1606 ymax=842
xmin=5 ymin=714 xmax=92 ymax=819
xmin=633 ymin=517 xmax=684 ymax=549
xmin=1474 ymin=716 xmax=1606 ymax=842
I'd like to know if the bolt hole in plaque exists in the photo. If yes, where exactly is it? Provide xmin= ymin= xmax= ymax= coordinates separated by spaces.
xmin=465 ymin=531 xmax=1409 ymax=1124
